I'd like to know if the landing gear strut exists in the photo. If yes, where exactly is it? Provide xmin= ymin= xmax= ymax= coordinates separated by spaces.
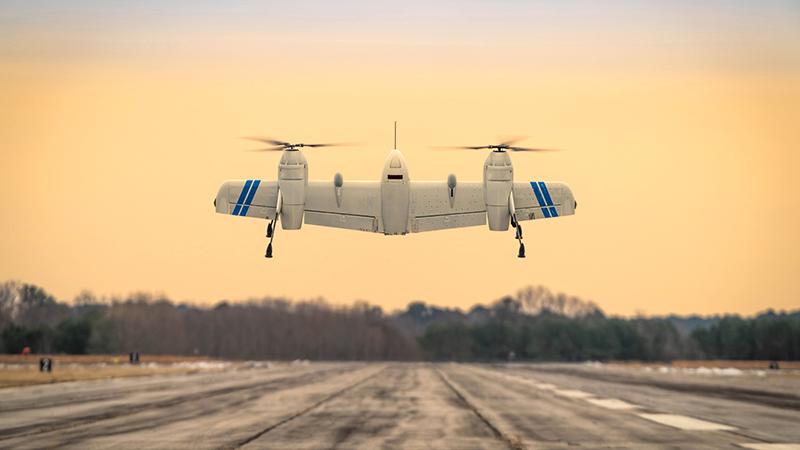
xmin=265 ymin=219 xmax=277 ymax=258
xmin=266 ymin=192 xmax=283 ymax=259
xmin=513 ymin=215 xmax=525 ymax=258
xmin=508 ymin=194 xmax=524 ymax=258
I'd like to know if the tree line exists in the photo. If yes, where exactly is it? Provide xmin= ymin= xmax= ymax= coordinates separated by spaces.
xmin=0 ymin=282 xmax=418 ymax=360
xmin=412 ymin=288 xmax=799 ymax=361
xmin=418 ymin=315 xmax=688 ymax=361
xmin=691 ymin=313 xmax=800 ymax=360
xmin=1 ymin=281 xmax=798 ymax=361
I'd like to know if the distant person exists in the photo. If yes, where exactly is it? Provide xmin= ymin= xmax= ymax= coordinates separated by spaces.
xmin=21 ymin=346 xmax=31 ymax=355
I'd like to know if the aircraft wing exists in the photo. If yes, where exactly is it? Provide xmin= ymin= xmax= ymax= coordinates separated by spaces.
xmin=512 ymin=181 xmax=576 ymax=221
xmin=216 ymin=179 xmax=574 ymax=231
xmin=215 ymin=179 xmax=279 ymax=219
xmin=304 ymin=181 xmax=381 ymax=232
xmin=408 ymin=180 xmax=575 ymax=232
xmin=409 ymin=182 xmax=487 ymax=232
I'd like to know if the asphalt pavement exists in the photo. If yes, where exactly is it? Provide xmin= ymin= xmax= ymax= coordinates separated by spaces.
xmin=0 ymin=362 xmax=798 ymax=449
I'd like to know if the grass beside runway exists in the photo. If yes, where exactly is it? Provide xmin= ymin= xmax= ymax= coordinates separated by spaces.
xmin=0 ymin=354 xmax=238 ymax=388
xmin=2 ymin=356 xmax=797 ymax=390
xmin=615 ymin=360 xmax=800 ymax=370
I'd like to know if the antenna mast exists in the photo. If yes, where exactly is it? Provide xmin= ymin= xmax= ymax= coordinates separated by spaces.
xmin=394 ymin=121 xmax=397 ymax=149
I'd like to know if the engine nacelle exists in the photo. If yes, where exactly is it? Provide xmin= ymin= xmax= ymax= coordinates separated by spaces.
xmin=483 ymin=151 xmax=513 ymax=231
xmin=277 ymin=150 xmax=308 ymax=229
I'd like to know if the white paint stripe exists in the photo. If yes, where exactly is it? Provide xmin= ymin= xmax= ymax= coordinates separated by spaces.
xmin=554 ymin=389 xmax=594 ymax=399
xmin=586 ymin=398 xmax=640 ymax=410
xmin=638 ymin=413 xmax=736 ymax=431
xmin=739 ymin=444 xmax=800 ymax=450
xmin=472 ymin=367 xmax=553 ymax=392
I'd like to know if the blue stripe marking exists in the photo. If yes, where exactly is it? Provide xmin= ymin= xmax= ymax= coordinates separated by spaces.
xmin=539 ymin=182 xmax=559 ymax=217
xmin=531 ymin=182 xmax=546 ymax=207
xmin=240 ymin=179 xmax=261 ymax=216
xmin=532 ymin=181 xmax=559 ymax=218
xmin=539 ymin=182 xmax=554 ymax=206
xmin=231 ymin=179 xmax=252 ymax=216
xmin=531 ymin=181 xmax=551 ymax=219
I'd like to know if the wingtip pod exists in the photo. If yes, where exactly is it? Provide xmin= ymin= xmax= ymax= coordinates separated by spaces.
xmin=546 ymin=181 xmax=576 ymax=216
xmin=215 ymin=183 xmax=230 ymax=214
xmin=560 ymin=182 xmax=577 ymax=216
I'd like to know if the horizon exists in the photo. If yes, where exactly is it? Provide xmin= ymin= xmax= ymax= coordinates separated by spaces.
xmin=4 ymin=279 xmax=798 ymax=320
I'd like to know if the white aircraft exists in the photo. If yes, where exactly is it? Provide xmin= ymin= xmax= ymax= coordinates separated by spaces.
xmin=214 ymin=126 xmax=576 ymax=258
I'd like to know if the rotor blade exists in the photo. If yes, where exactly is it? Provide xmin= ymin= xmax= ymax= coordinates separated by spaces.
xmin=243 ymin=137 xmax=291 ymax=147
xmin=432 ymin=145 xmax=490 ymax=150
xmin=507 ymin=146 xmax=558 ymax=152
xmin=303 ymin=142 xmax=357 ymax=148
xmin=247 ymin=147 xmax=286 ymax=152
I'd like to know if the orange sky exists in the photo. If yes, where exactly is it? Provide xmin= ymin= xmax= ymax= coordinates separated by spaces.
xmin=1 ymin=1 xmax=799 ymax=315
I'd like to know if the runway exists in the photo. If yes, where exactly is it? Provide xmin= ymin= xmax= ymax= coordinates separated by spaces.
xmin=0 ymin=362 xmax=798 ymax=449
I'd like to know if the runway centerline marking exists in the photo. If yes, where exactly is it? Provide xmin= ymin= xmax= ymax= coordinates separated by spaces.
xmin=553 ymin=389 xmax=594 ymax=399
xmin=638 ymin=413 xmax=736 ymax=431
xmin=585 ymin=398 xmax=640 ymax=410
